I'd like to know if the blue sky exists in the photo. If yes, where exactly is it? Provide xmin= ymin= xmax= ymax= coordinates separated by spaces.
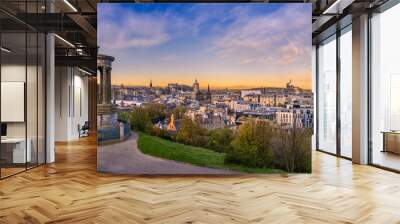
xmin=98 ymin=3 xmax=311 ymax=89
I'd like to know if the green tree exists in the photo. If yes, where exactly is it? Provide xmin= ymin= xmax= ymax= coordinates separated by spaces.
xmin=227 ymin=120 xmax=275 ymax=168
xmin=117 ymin=111 xmax=130 ymax=124
xmin=130 ymin=107 xmax=152 ymax=132
xmin=129 ymin=103 xmax=166 ymax=133
xmin=273 ymin=121 xmax=312 ymax=173
xmin=176 ymin=118 xmax=208 ymax=147
xmin=207 ymin=128 xmax=234 ymax=152
xmin=145 ymin=103 xmax=166 ymax=123
xmin=171 ymin=106 xmax=186 ymax=119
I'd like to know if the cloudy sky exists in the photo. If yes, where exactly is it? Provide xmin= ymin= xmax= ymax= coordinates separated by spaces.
xmin=98 ymin=3 xmax=311 ymax=89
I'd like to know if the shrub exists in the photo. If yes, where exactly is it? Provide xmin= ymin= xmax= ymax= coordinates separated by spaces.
xmin=149 ymin=126 xmax=172 ymax=140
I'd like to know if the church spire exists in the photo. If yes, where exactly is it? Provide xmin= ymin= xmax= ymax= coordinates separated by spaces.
xmin=167 ymin=113 xmax=177 ymax=131
xmin=207 ymin=84 xmax=211 ymax=103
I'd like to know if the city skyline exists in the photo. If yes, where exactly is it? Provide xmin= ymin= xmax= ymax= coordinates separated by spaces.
xmin=112 ymin=78 xmax=310 ymax=90
xmin=98 ymin=4 xmax=312 ymax=89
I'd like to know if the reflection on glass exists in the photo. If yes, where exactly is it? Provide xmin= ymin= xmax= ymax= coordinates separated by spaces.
xmin=371 ymin=3 xmax=400 ymax=171
xmin=390 ymin=75 xmax=400 ymax=130
xmin=318 ymin=36 xmax=337 ymax=154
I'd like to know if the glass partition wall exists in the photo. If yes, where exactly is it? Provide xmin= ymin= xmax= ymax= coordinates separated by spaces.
xmin=370 ymin=3 xmax=400 ymax=171
xmin=316 ymin=25 xmax=352 ymax=159
xmin=0 ymin=3 xmax=46 ymax=179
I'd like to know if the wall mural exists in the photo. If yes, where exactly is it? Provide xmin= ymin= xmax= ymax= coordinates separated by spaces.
xmin=97 ymin=3 xmax=313 ymax=174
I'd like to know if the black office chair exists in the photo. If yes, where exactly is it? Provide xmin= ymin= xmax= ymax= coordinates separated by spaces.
xmin=79 ymin=121 xmax=90 ymax=138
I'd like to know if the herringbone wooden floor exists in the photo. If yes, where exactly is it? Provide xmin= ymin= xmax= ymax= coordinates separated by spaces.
xmin=1 ymin=135 xmax=400 ymax=224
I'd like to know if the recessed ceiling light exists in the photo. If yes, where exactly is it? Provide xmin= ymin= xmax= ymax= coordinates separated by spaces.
xmin=78 ymin=68 xmax=92 ymax=76
xmin=54 ymin=34 xmax=75 ymax=48
xmin=63 ymin=0 xmax=78 ymax=12
xmin=322 ymin=0 xmax=355 ymax=15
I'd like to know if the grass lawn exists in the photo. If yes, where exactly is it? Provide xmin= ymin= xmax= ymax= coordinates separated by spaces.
xmin=137 ymin=132 xmax=284 ymax=174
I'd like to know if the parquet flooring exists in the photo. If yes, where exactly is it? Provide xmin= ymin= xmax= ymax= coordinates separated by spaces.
xmin=1 ymin=167 xmax=26 ymax=178
xmin=0 ymin=135 xmax=400 ymax=223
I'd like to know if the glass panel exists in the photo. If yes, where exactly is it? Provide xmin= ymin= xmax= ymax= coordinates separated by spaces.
xmin=1 ymin=30 xmax=27 ymax=177
xmin=340 ymin=28 xmax=352 ymax=158
xmin=317 ymin=36 xmax=337 ymax=154
xmin=0 ymin=1 xmax=47 ymax=178
xmin=371 ymin=4 xmax=400 ymax=171
xmin=26 ymin=0 xmax=40 ymax=169
xmin=27 ymin=31 xmax=38 ymax=169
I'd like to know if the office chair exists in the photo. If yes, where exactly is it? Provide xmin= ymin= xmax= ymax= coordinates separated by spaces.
xmin=79 ymin=121 xmax=90 ymax=138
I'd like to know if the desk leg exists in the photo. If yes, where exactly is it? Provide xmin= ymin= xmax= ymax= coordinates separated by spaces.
xmin=382 ymin=133 xmax=386 ymax=153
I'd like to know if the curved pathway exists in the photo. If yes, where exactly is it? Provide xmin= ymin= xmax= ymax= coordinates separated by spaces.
xmin=98 ymin=132 xmax=240 ymax=175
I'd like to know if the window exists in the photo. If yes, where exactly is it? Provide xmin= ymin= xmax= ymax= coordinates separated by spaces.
xmin=339 ymin=27 xmax=352 ymax=158
xmin=370 ymin=3 xmax=400 ymax=171
xmin=317 ymin=35 xmax=337 ymax=154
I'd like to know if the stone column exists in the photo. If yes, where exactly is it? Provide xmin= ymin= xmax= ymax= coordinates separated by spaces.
xmin=102 ymin=66 xmax=108 ymax=104
xmin=105 ymin=67 xmax=112 ymax=104
xmin=97 ymin=54 xmax=114 ymax=111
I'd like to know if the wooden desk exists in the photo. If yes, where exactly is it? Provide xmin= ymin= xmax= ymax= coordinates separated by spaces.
xmin=1 ymin=138 xmax=31 ymax=164
xmin=382 ymin=131 xmax=400 ymax=154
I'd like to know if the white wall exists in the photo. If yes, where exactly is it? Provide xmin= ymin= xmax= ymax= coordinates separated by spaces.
xmin=1 ymin=63 xmax=46 ymax=164
xmin=71 ymin=72 xmax=89 ymax=138
xmin=55 ymin=67 xmax=89 ymax=141
xmin=1 ymin=65 xmax=41 ymax=137
xmin=55 ymin=66 xmax=69 ymax=141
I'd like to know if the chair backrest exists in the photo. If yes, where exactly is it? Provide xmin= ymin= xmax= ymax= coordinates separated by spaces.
xmin=82 ymin=121 xmax=90 ymax=129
